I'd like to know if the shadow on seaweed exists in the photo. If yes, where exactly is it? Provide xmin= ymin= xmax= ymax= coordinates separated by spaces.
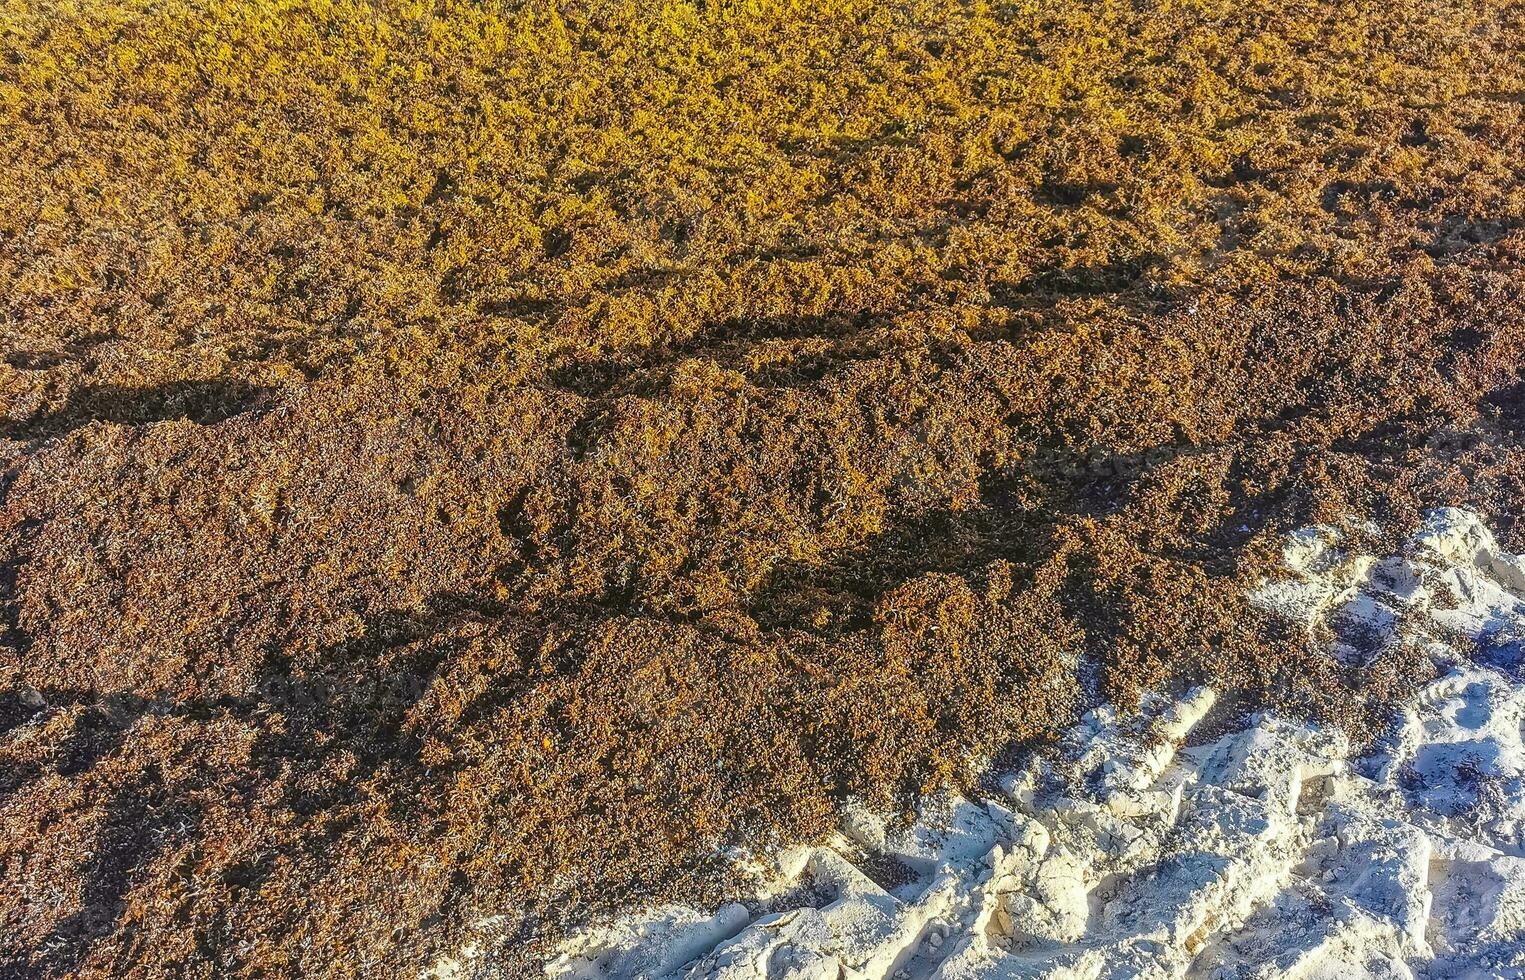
xmin=543 ymin=313 xmax=891 ymax=401
xmin=0 ymin=379 xmax=273 ymax=442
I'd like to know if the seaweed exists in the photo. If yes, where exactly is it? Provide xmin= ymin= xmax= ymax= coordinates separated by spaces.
xmin=2 ymin=0 xmax=1525 ymax=976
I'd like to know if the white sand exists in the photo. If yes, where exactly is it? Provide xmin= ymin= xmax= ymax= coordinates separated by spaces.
xmin=532 ymin=508 xmax=1525 ymax=979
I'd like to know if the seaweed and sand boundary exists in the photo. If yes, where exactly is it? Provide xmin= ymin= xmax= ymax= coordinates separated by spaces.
xmin=4 ymin=1 xmax=1525 ymax=976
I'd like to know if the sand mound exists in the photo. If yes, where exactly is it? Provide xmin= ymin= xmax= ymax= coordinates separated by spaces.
xmin=536 ymin=509 xmax=1525 ymax=979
